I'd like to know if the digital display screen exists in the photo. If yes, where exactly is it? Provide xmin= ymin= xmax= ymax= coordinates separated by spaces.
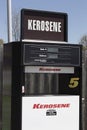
xmin=48 ymin=48 xmax=58 ymax=52
xmin=48 ymin=54 xmax=58 ymax=59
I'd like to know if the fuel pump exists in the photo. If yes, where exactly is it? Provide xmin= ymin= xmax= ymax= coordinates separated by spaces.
xmin=3 ymin=41 xmax=82 ymax=130
xmin=3 ymin=8 xmax=82 ymax=130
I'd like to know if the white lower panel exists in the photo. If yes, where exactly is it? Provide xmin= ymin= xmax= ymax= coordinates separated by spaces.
xmin=22 ymin=96 xmax=79 ymax=130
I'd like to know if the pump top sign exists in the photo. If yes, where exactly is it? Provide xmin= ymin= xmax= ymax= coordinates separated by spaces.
xmin=21 ymin=9 xmax=68 ymax=42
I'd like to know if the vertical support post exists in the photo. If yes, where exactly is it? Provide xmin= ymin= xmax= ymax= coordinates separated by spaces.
xmin=7 ymin=0 xmax=12 ymax=42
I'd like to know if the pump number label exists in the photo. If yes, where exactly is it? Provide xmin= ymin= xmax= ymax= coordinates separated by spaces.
xmin=68 ymin=77 xmax=80 ymax=88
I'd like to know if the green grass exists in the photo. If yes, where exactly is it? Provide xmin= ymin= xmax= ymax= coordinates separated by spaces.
xmin=2 ymin=95 xmax=11 ymax=130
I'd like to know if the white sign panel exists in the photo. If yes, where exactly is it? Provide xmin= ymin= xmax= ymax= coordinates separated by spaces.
xmin=22 ymin=96 xmax=79 ymax=130
xmin=25 ymin=66 xmax=74 ymax=73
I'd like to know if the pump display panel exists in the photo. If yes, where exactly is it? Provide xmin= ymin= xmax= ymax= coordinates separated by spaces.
xmin=23 ymin=43 xmax=81 ymax=67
